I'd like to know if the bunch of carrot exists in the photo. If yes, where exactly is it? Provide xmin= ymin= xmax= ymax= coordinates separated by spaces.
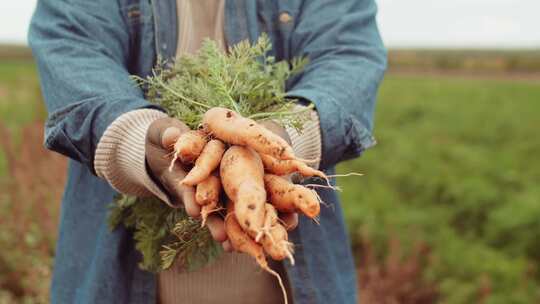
xmin=170 ymin=107 xmax=327 ymax=303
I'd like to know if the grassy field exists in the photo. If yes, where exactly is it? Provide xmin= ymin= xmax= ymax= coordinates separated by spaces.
xmin=339 ymin=75 xmax=540 ymax=303
xmin=1 ymin=51 xmax=540 ymax=303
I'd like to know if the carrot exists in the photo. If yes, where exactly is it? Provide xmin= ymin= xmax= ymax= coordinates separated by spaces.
xmin=264 ymin=174 xmax=320 ymax=219
xmin=181 ymin=139 xmax=225 ymax=186
xmin=255 ymin=203 xmax=279 ymax=242
xmin=200 ymin=200 xmax=221 ymax=227
xmin=170 ymin=130 xmax=207 ymax=168
xmin=220 ymin=146 xmax=266 ymax=238
xmin=194 ymin=175 xmax=222 ymax=226
xmin=202 ymin=107 xmax=295 ymax=160
xmin=259 ymin=153 xmax=327 ymax=180
xmin=263 ymin=204 xmax=279 ymax=230
xmin=225 ymin=202 xmax=288 ymax=304
xmin=261 ymin=224 xmax=294 ymax=264
xmin=259 ymin=204 xmax=295 ymax=264
xmin=195 ymin=175 xmax=221 ymax=206
xmin=224 ymin=203 xmax=267 ymax=269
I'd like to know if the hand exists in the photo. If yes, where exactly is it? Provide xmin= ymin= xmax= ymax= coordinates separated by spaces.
xmin=145 ymin=117 xmax=228 ymax=244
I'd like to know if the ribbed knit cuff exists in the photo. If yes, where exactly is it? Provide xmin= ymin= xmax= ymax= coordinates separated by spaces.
xmin=285 ymin=106 xmax=322 ymax=170
xmin=94 ymin=109 xmax=171 ymax=204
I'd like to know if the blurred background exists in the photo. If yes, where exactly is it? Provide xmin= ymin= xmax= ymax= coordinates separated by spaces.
xmin=0 ymin=1 xmax=539 ymax=303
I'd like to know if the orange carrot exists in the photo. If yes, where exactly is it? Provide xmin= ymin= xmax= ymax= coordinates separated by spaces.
xmin=263 ymin=203 xmax=279 ymax=230
xmin=225 ymin=202 xmax=289 ymax=304
xmin=259 ymin=153 xmax=326 ymax=180
xmin=202 ymin=107 xmax=295 ymax=160
xmin=261 ymin=224 xmax=294 ymax=264
xmin=224 ymin=204 xmax=267 ymax=269
xmin=220 ymin=146 xmax=266 ymax=238
xmin=170 ymin=130 xmax=207 ymax=168
xmin=181 ymin=139 xmax=225 ymax=186
xmin=194 ymin=175 xmax=222 ymax=226
xmin=264 ymin=174 xmax=320 ymax=219
xmin=259 ymin=204 xmax=294 ymax=264
xmin=195 ymin=175 xmax=221 ymax=206
xmin=200 ymin=200 xmax=221 ymax=227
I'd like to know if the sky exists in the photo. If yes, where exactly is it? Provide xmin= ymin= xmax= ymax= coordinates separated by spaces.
xmin=0 ymin=0 xmax=539 ymax=48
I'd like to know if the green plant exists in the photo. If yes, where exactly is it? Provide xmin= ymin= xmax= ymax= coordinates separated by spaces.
xmin=135 ymin=35 xmax=309 ymax=130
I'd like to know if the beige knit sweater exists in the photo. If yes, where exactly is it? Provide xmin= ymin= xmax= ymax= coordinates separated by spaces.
xmin=94 ymin=1 xmax=321 ymax=303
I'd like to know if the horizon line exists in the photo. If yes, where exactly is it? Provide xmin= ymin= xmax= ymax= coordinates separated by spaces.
xmin=0 ymin=39 xmax=538 ymax=51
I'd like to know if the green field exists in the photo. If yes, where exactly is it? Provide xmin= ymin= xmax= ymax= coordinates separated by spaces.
xmin=1 ymin=54 xmax=540 ymax=303
xmin=339 ymin=75 xmax=540 ymax=303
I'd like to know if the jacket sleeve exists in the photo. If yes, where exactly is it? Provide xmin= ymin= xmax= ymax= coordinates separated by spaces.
xmin=286 ymin=0 xmax=387 ymax=169
xmin=28 ymin=0 xmax=163 ymax=173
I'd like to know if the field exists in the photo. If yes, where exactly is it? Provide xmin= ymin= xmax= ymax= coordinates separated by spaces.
xmin=388 ymin=49 xmax=540 ymax=76
xmin=1 ymin=50 xmax=539 ymax=303
xmin=340 ymin=74 xmax=540 ymax=303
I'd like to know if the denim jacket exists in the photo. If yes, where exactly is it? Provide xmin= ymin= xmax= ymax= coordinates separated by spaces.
xmin=28 ymin=0 xmax=386 ymax=303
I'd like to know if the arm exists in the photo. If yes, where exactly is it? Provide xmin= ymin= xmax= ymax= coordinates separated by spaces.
xmin=28 ymin=0 xmax=162 ymax=172
xmin=29 ymin=0 xmax=179 ymax=206
xmin=29 ymin=1 xmax=231 ymax=243
xmin=286 ymin=0 xmax=387 ymax=169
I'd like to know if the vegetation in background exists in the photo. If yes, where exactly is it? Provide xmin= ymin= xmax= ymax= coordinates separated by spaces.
xmin=0 ymin=61 xmax=45 ymax=131
xmin=339 ymin=75 xmax=540 ymax=303
xmin=357 ymin=235 xmax=438 ymax=304
xmin=0 ymin=45 xmax=33 ymax=62
xmin=0 ymin=59 xmax=59 ymax=304
xmin=388 ymin=49 xmax=540 ymax=75
xmin=0 ymin=121 xmax=66 ymax=303
xmin=1 ymin=48 xmax=540 ymax=303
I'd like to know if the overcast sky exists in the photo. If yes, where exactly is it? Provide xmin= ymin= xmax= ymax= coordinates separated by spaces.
xmin=1 ymin=0 xmax=539 ymax=48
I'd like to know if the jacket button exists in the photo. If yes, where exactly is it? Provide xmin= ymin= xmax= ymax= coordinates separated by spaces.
xmin=279 ymin=12 xmax=292 ymax=24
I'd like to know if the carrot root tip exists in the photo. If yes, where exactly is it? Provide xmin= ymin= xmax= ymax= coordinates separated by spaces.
xmin=200 ymin=206 xmax=224 ymax=228
xmin=264 ymin=266 xmax=288 ymax=304
xmin=284 ymin=242 xmax=295 ymax=266
xmin=168 ymin=151 xmax=179 ymax=172
xmin=305 ymin=183 xmax=341 ymax=192
xmin=326 ymin=172 xmax=364 ymax=178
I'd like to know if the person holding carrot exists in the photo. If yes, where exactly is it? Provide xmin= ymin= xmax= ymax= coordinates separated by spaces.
xmin=28 ymin=0 xmax=386 ymax=303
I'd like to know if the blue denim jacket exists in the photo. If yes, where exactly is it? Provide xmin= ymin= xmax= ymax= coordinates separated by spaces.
xmin=29 ymin=0 xmax=386 ymax=303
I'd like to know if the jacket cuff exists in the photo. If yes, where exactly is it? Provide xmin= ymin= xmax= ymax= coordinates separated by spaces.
xmin=285 ymin=106 xmax=322 ymax=170
xmin=94 ymin=109 xmax=172 ymax=204
xmin=286 ymin=90 xmax=376 ymax=168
